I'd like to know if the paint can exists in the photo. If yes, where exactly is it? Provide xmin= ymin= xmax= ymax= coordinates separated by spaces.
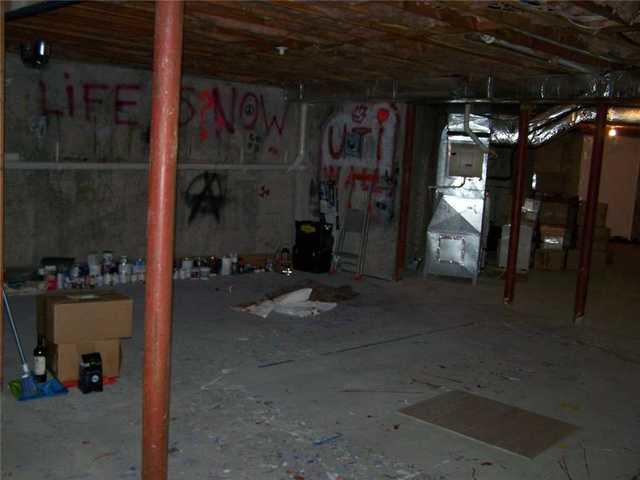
xmin=87 ymin=253 xmax=100 ymax=275
xmin=199 ymin=266 xmax=211 ymax=279
xmin=70 ymin=264 xmax=81 ymax=280
xmin=133 ymin=258 xmax=145 ymax=283
xmin=103 ymin=250 xmax=114 ymax=266
xmin=221 ymin=257 xmax=233 ymax=276
xmin=119 ymin=256 xmax=130 ymax=284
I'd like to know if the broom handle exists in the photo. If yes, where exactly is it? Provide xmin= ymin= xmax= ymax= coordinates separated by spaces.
xmin=2 ymin=288 xmax=28 ymax=367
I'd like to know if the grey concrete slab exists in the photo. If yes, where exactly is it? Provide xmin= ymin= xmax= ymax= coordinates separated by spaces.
xmin=2 ymin=251 xmax=639 ymax=479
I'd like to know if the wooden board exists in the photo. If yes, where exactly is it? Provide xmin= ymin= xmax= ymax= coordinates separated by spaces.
xmin=399 ymin=390 xmax=578 ymax=458
xmin=5 ymin=1 xmax=639 ymax=99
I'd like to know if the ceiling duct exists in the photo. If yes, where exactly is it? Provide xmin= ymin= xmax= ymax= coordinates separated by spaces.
xmin=491 ymin=106 xmax=640 ymax=146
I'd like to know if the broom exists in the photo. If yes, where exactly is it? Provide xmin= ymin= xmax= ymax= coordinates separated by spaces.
xmin=3 ymin=288 xmax=40 ymax=400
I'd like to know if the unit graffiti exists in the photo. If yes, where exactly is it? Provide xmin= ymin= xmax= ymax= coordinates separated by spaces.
xmin=320 ymin=103 xmax=400 ymax=224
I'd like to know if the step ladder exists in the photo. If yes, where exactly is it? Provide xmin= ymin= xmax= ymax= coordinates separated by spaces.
xmin=333 ymin=169 xmax=376 ymax=278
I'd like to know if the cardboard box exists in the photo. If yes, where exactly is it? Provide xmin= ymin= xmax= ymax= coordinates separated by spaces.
xmin=565 ymin=249 xmax=607 ymax=272
xmin=539 ymin=225 xmax=568 ymax=250
xmin=539 ymin=201 xmax=569 ymax=225
xmin=37 ymin=291 xmax=133 ymax=343
xmin=535 ymin=173 xmax=568 ymax=195
xmin=239 ymin=254 xmax=268 ymax=269
xmin=578 ymin=202 xmax=608 ymax=227
xmin=534 ymin=249 xmax=566 ymax=271
xmin=538 ymin=198 xmax=578 ymax=227
xmin=576 ymin=226 xmax=610 ymax=251
xmin=498 ymin=224 xmax=534 ymax=272
xmin=47 ymin=339 xmax=120 ymax=382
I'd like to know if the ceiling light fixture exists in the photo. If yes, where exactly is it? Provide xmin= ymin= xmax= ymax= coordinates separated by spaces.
xmin=275 ymin=46 xmax=288 ymax=56
xmin=20 ymin=39 xmax=50 ymax=68
xmin=608 ymin=128 xmax=617 ymax=137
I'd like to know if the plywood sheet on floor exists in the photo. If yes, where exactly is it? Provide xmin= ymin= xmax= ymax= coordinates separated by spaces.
xmin=400 ymin=390 xmax=577 ymax=458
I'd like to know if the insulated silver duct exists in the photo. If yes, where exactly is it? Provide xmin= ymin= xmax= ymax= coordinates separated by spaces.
xmin=491 ymin=106 xmax=640 ymax=146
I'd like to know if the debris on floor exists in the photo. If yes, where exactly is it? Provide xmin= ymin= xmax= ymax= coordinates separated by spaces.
xmin=234 ymin=283 xmax=357 ymax=319
xmin=236 ymin=288 xmax=336 ymax=318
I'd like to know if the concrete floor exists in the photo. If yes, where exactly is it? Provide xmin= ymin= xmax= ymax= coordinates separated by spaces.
xmin=2 ymin=245 xmax=640 ymax=479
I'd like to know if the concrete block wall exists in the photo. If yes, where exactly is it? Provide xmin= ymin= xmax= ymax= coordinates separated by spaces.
xmin=4 ymin=54 xmax=300 ymax=267
xmin=406 ymin=105 xmax=441 ymax=267
xmin=310 ymin=101 xmax=406 ymax=280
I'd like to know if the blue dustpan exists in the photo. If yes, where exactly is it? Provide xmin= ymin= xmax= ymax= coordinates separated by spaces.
xmin=9 ymin=376 xmax=68 ymax=401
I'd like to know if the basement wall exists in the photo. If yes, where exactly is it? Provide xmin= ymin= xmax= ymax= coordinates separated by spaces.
xmin=308 ymin=101 xmax=407 ymax=280
xmin=4 ymin=54 xmax=299 ymax=268
xmin=405 ymin=105 xmax=441 ymax=269
xmin=579 ymin=135 xmax=640 ymax=239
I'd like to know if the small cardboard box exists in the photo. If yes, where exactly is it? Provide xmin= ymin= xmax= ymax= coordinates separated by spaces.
xmin=539 ymin=201 xmax=570 ymax=225
xmin=37 ymin=291 xmax=133 ymax=343
xmin=534 ymin=249 xmax=566 ymax=271
xmin=578 ymin=202 xmax=608 ymax=227
xmin=47 ymin=339 xmax=121 ymax=382
xmin=565 ymin=249 xmax=607 ymax=272
xmin=239 ymin=254 xmax=268 ymax=269
xmin=539 ymin=225 xmax=568 ymax=250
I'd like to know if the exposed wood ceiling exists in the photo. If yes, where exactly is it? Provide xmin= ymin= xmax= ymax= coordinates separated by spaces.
xmin=5 ymin=1 xmax=640 ymax=101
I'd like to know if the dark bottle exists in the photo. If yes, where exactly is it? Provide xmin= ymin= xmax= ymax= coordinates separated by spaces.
xmin=33 ymin=336 xmax=47 ymax=383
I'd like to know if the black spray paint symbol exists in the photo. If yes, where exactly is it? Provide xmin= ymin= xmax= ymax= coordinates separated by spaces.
xmin=184 ymin=172 xmax=226 ymax=224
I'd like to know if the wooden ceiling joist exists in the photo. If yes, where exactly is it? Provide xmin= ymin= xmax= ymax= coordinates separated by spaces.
xmin=4 ymin=0 xmax=640 ymax=100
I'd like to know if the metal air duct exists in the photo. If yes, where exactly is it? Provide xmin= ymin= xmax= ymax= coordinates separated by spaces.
xmin=491 ymin=106 xmax=640 ymax=146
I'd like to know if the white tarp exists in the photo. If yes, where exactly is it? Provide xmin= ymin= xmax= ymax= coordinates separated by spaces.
xmin=241 ymin=288 xmax=337 ymax=318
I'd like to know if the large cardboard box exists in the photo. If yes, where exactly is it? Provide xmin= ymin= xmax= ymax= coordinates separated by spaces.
xmin=539 ymin=201 xmax=569 ymax=225
xmin=538 ymin=199 xmax=578 ymax=227
xmin=47 ymin=339 xmax=121 ymax=382
xmin=37 ymin=291 xmax=133 ymax=343
xmin=578 ymin=202 xmax=608 ymax=227
xmin=576 ymin=226 xmax=610 ymax=251
xmin=534 ymin=249 xmax=566 ymax=271
xmin=536 ymin=173 xmax=569 ymax=195
xmin=565 ymin=249 xmax=607 ymax=272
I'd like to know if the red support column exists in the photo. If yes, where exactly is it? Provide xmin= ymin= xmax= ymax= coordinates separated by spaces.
xmin=142 ymin=1 xmax=184 ymax=479
xmin=574 ymin=104 xmax=608 ymax=323
xmin=395 ymin=104 xmax=416 ymax=281
xmin=0 ymin=2 xmax=5 ymax=388
xmin=504 ymin=105 xmax=529 ymax=304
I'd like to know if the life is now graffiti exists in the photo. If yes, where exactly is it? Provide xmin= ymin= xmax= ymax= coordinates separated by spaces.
xmin=38 ymin=72 xmax=288 ymax=141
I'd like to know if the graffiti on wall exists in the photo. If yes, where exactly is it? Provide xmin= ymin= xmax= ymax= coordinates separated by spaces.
xmin=184 ymin=172 xmax=227 ymax=224
xmin=321 ymin=102 xmax=399 ymax=174
xmin=38 ymin=74 xmax=288 ymax=144
xmin=320 ymin=103 xmax=400 ymax=223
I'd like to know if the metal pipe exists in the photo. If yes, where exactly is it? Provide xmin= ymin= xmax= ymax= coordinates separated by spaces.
xmin=478 ymin=34 xmax=595 ymax=73
xmin=463 ymin=104 xmax=493 ymax=156
xmin=4 ymin=161 xmax=304 ymax=171
xmin=142 ymin=1 xmax=183 ymax=479
xmin=504 ymin=106 xmax=529 ymax=304
xmin=574 ymin=104 xmax=608 ymax=324
xmin=288 ymin=103 xmax=308 ymax=172
xmin=0 ymin=1 xmax=5 ymax=389
xmin=395 ymin=104 xmax=416 ymax=281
